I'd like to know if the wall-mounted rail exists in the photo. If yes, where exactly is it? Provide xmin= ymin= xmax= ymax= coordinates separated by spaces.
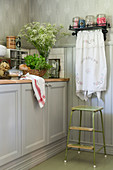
xmin=69 ymin=23 xmax=111 ymax=41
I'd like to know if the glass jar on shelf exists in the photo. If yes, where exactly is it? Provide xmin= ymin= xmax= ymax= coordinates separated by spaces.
xmin=85 ymin=15 xmax=95 ymax=27
xmin=72 ymin=17 xmax=80 ymax=28
xmin=97 ymin=14 xmax=106 ymax=26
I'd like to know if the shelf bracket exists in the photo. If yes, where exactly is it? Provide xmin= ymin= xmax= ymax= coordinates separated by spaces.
xmin=69 ymin=23 xmax=111 ymax=41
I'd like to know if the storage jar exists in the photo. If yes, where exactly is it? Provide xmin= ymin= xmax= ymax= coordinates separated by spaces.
xmin=85 ymin=15 xmax=94 ymax=27
xmin=6 ymin=36 xmax=16 ymax=49
xmin=97 ymin=14 xmax=106 ymax=26
xmin=72 ymin=17 xmax=80 ymax=28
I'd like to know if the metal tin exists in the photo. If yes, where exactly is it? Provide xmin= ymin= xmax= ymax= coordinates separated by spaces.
xmin=79 ymin=19 xmax=85 ymax=28
xmin=6 ymin=36 xmax=16 ymax=49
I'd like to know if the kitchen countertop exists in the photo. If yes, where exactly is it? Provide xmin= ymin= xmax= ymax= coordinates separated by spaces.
xmin=0 ymin=78 xmax=70 ymax=84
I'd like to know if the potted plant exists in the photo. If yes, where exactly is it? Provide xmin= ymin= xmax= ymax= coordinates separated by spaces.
xmin=18 ymin=22 xmax=68 ymax=60
xmin=19 ymin=54 xmax=51 ymax=77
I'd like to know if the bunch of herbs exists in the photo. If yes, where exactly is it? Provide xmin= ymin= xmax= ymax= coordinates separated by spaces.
xmin=18 ymin=22 xmax=68 ymax=59
xmin=24 ymin=54 xmax=51 ymax=71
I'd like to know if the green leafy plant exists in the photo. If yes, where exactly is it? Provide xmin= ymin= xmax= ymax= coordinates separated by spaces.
xmin=24 ymin=54 xmax=51 ymax=71
xmin=18 ymin=22 xmax=68 ymax=59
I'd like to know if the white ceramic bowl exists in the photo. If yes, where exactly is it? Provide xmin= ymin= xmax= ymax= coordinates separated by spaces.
xmin=0 ymin=45 xmax=7 ymax=57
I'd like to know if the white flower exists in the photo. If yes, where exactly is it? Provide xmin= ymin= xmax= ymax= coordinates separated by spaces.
xmin=19 ymin=22 xmax=67 ymax=58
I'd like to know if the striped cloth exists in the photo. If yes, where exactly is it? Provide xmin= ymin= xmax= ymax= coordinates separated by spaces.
xmin=21 ymin=73 xmax=45 ymax=108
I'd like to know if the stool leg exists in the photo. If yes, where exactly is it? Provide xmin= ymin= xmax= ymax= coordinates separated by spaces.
xmin=100 ymin=110 xmax=106 ymax=156
xmin=92 ymin=112 xmax=96 ymax=167
xmin=78 ymin=110 xmax=82 ymax=153
xmin=64 ymin=110 xmax=73 ymax=162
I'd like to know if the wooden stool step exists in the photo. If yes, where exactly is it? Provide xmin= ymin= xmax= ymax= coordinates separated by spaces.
xmin=67 ymin=143 xmax=94 ymax=150
xmin=69 ymin=126 xmax=93 ymax=131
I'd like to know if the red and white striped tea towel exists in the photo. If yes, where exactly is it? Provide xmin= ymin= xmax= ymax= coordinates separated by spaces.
xmin=21 ymin=73 xmax=45 ymax=108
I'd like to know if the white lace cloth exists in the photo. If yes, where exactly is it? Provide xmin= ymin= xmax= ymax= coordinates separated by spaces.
xmin=75 ymin=29 xmax=107 ymax=101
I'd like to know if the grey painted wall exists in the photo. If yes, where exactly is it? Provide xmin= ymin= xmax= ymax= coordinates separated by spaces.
xmin=1 ymin=0 xmax=113 ymax=47
xmin=29 ymin=0 xmax=113 ymax=24
xmin=29 ymin=0 xmax=113 ymax=45
xmin=0 ymin=0 xmax=29 ymax=46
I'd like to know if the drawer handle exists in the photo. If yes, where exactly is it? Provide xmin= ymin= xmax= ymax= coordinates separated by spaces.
xmin=48 ymin=84 xmax=53 ymax=87
xmin=45 ymin=84 xmax=53 ymax=87
xmin=45 ymin=83 xmax=48 ymax=87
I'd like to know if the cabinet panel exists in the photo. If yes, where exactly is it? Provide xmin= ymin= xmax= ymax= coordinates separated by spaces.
xmin=0 ymin=85 xmax=21 ymax=166
xmin=48 ymin=82 xmax=67 ymax=143
xmin=22 ymin=84 xmax=47 ymax=155
xmin=0 ymin=81 xmax=68 ymax=167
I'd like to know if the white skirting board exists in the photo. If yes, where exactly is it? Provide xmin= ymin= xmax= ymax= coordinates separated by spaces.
xmin=0 ymin=138 xmax=66 ymax=170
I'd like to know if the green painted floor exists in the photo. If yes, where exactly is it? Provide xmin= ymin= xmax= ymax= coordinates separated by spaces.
xmin=30 ymin=150 xmax=113 ymax=170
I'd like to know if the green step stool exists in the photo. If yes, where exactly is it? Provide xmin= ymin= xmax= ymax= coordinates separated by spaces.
xmin=64 ymin=105 xmax=107 ymax=168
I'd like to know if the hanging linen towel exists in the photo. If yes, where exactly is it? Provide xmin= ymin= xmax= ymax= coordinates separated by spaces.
xmin=21 ymin=73 xmax=46 ymax=108
xmin=75 ymin=29 xmax=107 ymax=101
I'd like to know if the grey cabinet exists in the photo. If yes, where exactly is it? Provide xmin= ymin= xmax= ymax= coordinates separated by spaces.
xmin=0 ymin=84 xmax=21 ymax=166
xmin=47 ymin=82 xmax=67 ymax=144
xmin=21 ymin=82 xmax=67 ymax=155
xmin=0 ymin=81 xmax=67 ymax=165
xmin=21 ymin=83 xmax=47 ymax=155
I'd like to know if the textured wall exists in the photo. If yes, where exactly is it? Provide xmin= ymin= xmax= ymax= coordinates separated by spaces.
xmin=1 ymin=0 xmax=113 ymax=47
xmin=29 ymin=0 xmax=113 ymax=23
xmin=29 ymin=0 xmax=113 ymax=45
xmin=0 ymin=0 xmax=29 ymax=45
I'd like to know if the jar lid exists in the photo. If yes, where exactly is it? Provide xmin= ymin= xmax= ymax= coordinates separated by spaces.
xmin=97 ymin=14 xmax=106 ymax=17
xmin=72 ymin=17 xmax=80 ymax=21
xmin=86 ymin=15 xmax=94 ymax=17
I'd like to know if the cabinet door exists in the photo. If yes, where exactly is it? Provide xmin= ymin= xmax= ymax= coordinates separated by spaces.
xmin=48 ymin=82 xmax=67 ymax=144
xmin=22 ymin=84 xmax=47 ymax=155
xmin=0 ymin=84 xmax=21 ymax=166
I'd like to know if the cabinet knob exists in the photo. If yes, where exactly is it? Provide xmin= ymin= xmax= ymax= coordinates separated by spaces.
xmin=48 ymin=84 xmax=52 ymax=87
xmin=45 ymin=83 xmax=53 ymax=87
xmin=45 ymin=83 xmax=48 ymax=87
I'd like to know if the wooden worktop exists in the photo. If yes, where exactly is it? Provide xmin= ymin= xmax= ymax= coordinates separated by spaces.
xmin=0 ymin=78 xmax=69 ymax=84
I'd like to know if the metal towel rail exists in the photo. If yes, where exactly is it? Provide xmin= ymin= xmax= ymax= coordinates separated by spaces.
xmin=69 ymin=23 xmax=111 ymax=41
